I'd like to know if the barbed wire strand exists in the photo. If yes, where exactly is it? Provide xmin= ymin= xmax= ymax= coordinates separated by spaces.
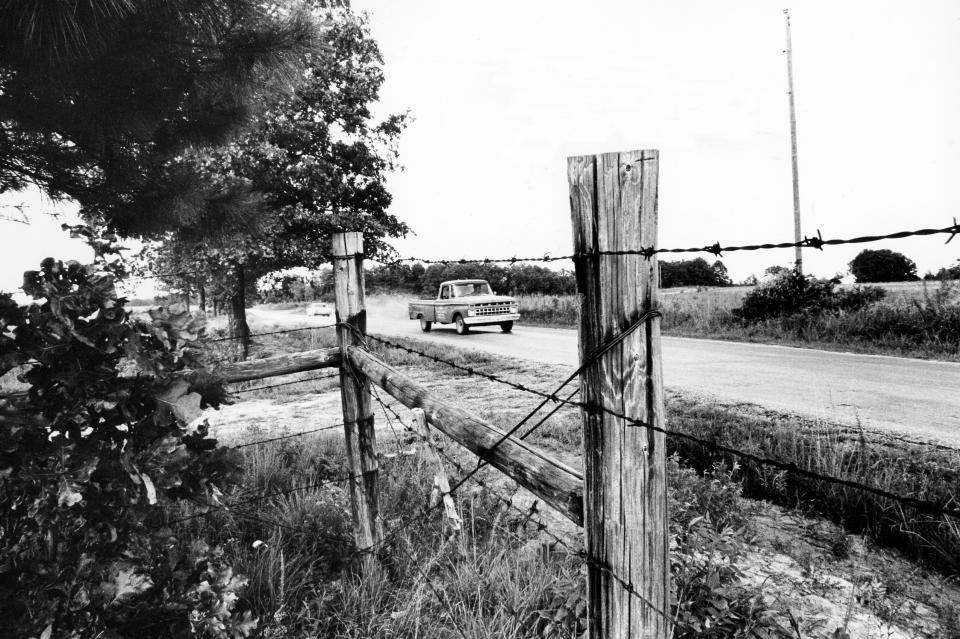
xmin=365 ymin=219 xmax=960 ymax=265
xmin=209 ymin=323 xmax=336 ymax=343
xmin=168 ymin=473 xmax=354 ymax=539
xmin=123 ymin=219 xmax=960 ymax=284
xmin=591 ymin=400 xmax=960 ymax=519
xmin=171 ymin=454 xmax=408 ymax=541
xmin=231 ymin=422 xmax=345 ymax=450
xmin=231 ymin=370 xmax=340 ymax=395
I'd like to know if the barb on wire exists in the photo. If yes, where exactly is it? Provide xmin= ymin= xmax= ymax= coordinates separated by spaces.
xmin=363 ymin=219 xmax=960 ymax=265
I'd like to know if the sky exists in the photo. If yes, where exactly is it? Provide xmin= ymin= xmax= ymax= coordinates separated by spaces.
xmin=2 ymin=0 xmax=959 ymax=291
xmin=351 ymin=0 xmax=960 ymax=280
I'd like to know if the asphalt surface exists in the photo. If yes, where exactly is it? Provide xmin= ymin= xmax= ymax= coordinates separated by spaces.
xmin=247 ymin=306 xmax=960 ymax=446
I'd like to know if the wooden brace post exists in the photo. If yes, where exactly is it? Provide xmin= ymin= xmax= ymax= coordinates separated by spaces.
xmin=412 ymin=408 xmax=462 ymax=531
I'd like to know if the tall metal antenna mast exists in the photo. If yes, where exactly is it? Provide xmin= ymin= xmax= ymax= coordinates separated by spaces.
xmin=784 ymin=8 xmax=803 ymax=274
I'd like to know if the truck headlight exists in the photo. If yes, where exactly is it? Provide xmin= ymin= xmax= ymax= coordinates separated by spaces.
xmin=467 ymin=308 xmax=476 ymax=317
xmin=510 ymin=305 xmax=518 ymax=313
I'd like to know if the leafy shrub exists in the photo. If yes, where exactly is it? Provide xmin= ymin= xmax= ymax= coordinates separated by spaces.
xmin=734 ymin=270 xmax=885 ymax=322
xmin=0 ymin=259 xmax=252 ymax=638
xmin=668 ymin=458 xmax=789 ymax=637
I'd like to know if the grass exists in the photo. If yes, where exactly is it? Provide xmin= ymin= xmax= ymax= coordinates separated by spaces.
xmin=517 ymin=279 xmax=960 ymax=360
xmin=663 ymin=395 xmax=960 ymax=577
xmin=172 ymin=424 xmax=784 ymax=637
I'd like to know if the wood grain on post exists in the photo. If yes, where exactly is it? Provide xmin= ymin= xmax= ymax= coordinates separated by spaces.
xmin=568 ymin=150 xmax=669 ymax=638
xmin=347 ymin=346 xmax=584 ymax=525
xmin=332 ymin=232 xmax=382 ymax=555
xmin=218 ymin=347 xmax=341 ymax=383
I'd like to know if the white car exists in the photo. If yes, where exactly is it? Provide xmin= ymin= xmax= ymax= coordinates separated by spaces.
xmin=306 ymin=302 xmax=333 ymax=317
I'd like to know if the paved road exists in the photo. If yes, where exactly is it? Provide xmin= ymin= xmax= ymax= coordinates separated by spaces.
xmin=247 ymin=306 xmax=960 ymax=446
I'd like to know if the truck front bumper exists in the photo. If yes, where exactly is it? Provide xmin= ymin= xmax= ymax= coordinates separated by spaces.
xmin=463 ymin=313 xmax=521 ymax=326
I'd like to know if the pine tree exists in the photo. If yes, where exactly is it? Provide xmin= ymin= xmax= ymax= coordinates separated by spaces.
xmin=0 ymin=0 xmax=319 ymax=234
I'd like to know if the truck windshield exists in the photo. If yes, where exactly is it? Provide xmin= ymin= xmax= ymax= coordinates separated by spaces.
xmin=452 ymin=282 xmax=492 ymax=297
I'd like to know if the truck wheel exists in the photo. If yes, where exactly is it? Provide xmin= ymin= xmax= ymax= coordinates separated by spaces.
xmin=500 ymin=321 xmax=513 ymax=333
xmin=419 ymin=318 xmax=432 ymax=332
xmin=455 ymin=315 xmax=469 ymax=335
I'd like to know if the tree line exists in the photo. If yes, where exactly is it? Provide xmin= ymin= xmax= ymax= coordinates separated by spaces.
xmin=247 ymin=258 xmax=736 ymax=305
xmin=173 ymin=247 xmax=960 ymax=309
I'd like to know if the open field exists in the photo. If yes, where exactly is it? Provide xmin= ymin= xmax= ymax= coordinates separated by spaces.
xmin=516 ymin=280 xmax=960 ymax=361
xmin=188 ymin=329 xmax=960 ymax=637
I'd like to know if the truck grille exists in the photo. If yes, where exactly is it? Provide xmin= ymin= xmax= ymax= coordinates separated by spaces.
xmin=474 ymin=304 xmax=511 ymax=316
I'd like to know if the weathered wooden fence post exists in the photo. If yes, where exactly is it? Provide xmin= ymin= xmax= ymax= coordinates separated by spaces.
xmin=332 ymin=232 xmax=383 ymax=558
xmin=568 ymin=150 xmax=669 ymax=638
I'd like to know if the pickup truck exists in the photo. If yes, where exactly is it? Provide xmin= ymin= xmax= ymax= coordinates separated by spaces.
xmin=408 ymin=280 xmax=520 ymax=335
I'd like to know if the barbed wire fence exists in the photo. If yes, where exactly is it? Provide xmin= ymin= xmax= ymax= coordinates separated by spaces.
xmin=129 ymin=219 xmax=958 ymax=277
xmin=159 ymin=215 xmax=960 ymax=635
xmin=358 ymin=330 xmax=960 ymax=519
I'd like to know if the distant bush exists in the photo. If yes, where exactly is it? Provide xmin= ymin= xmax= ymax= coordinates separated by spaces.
xmin=849 ymin=249 xmax=918 ymax=283
xmin=660 ymin=257 xmax=732 ymax=288
xmin=734 ymin=271 xmax=885 ymax=322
